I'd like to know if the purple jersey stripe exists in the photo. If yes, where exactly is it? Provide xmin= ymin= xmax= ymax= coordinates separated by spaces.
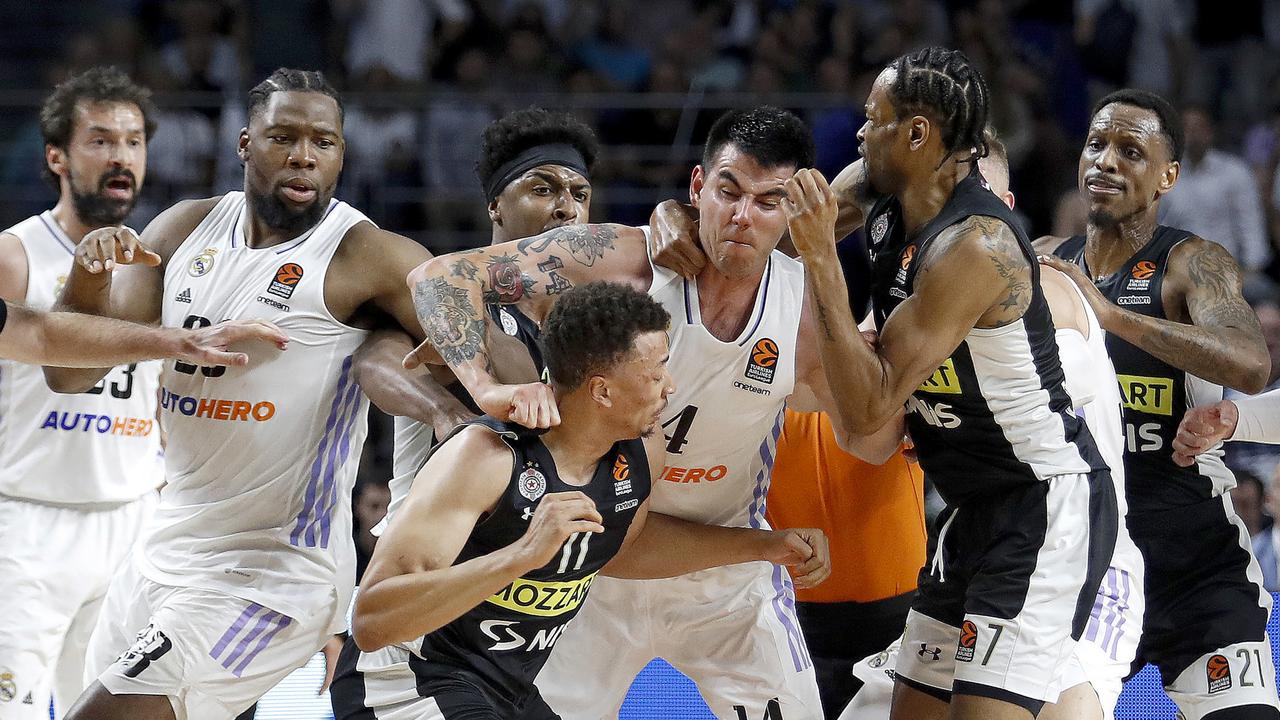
xmin=221 ymin=610 xmax=278 ymax=671
xmin=291 ymin=356 xmax=354 ymax=545
xmin=770 ymin=563 xmax=811 ymax=671
xmin=307 ymin=376 xmax=363 ymax=547
xmin=37 ymin=213 xmax=76 ymax=254
xmin=231 ymin=614 xmax=294 ymax=677
xmin=319 ymin=380 xmax=365 ymax=546
xmin=209 ymin=602 xmax=265 ymax=660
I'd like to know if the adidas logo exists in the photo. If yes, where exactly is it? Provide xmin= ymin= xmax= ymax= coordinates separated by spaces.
xmin=21 ymin=691 xmax=32 ymax=704
xmin=175 ymin=288 xmax=192 ymax=304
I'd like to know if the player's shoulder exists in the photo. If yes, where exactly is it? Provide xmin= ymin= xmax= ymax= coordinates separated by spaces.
xmin=433 ymin=422 xmax=518 ymax=469
xmin=1032 ymin=234 xmax=1070 ymax=255
xmin=1166 ymin=232 xmax=1243 ymax=281
xmin=143 ymin=196 xmax=225 ymax=259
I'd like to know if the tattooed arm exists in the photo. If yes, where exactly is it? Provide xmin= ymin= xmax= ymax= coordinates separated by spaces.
xmin=1101 ymin=237 xmax=1267 ymax=393
xmin=796 ymin=207 xmax=1032 ymax=434
xmin=406 ymin=223 xmax=652 ymax=425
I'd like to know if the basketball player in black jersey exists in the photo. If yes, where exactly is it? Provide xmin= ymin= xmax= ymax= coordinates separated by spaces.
xmin=787 ymin=47 xmax=1118 ymax=720
xmin=353 ymin=108 xmax=598 ymax=435
xmin=330 ymin=282 xmax=830 ymax=720
xmin=1036 ymin=89 xmax=1278 ymax=720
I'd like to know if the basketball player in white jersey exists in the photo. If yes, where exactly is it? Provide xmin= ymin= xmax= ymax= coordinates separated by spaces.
xmin=837 ymin=135 xmax=1144 ymax=720
xmin=44 ymin=68 xmax=460 ymax=720
xmin=354 ymin=108 xmax=595 ymax=529
xmin=2 ymin=67 xmax=163 ymax=719
xmin=404 ymin=106 xmax=904 ymax=719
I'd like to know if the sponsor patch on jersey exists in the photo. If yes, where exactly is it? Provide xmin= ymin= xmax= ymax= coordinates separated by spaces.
xmin=499 ymin=307 xmax=519 ymax=336
xmin=1207 ymin=654 xmax=1232 ymax=694
xmin=917 ymin=643 xmax=943 ymax=662
xmin=956 ymin=620 xmax=977 ymax=662
xmin=745 ymin=337 xmax=779 ymax=384
xmin=918 ymin=358 xmax=962 ymax=395
xmin=733 ymin=380 xmax=772 ymax=396
xmin=615 ymin=499 xmax=639 ymax=512
xmin=486 ymin=573 xmax=596 ymax=617
xmin=868 ymin=650 xmax=890 ymax=668
xmin=175 ymin=288 xmax=192 ymax=304
xmin=159 ymin=388 xmax=277 ymax=422
xmin=188 ymin=248 xmax=217 ymax=277
xmin=518 ymin=464 xmax=547 ymax=501
xmin=268 ymin=263 xmax=304 ymax=299
xmin=659 ymin=465 xmax=727 ymax=483
xmin=40 ymin=411 xmax=154 ymax=437
xmin=1126 ymin=261 xmax=1156 ymax=291
xmin=1116 ymin=295 xmax=1151 ymax=305
xmin=0 ymin=670 xmax=15 ymax=702
xmin=871 ymin=214 xmax=889 ymax=244
xmin=1117 ymin=374 xmax=1174 ymax=416
xmin=256 ymin=295 xmax=290 ymax=312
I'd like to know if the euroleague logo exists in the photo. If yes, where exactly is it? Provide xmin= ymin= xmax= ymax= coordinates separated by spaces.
xmin=745 ymin=337 xmax=779 ymax=384
xmin=612 ymin=454 xmax=632 ymax=496
xmin=268 ymin=263 xmax=304 ymax=299
xmin=1127 ymin=260 xmax=1156 ymax=291
xmin=1206 ymin=654 xmax=1232 ymax=694
xmin=956 ymin=620 xmax=977 ymax=662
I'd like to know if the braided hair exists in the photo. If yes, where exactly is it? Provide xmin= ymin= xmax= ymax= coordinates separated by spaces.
xmin=247 ymin=68 xmax=343 ymax=122
xmin=888 ymin=47 xmax=989 ymax=165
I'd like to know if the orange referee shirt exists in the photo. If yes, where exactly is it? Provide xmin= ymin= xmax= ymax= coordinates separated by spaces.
xmin=765 ymin=409 xmax=926 ymax=604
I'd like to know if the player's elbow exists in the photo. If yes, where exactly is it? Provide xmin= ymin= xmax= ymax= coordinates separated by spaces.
xmin=406 ymin=255 xmax=448 ymax=291
xmin=350 ymin=613 xmax=392 ymax=653
xmin=1241 ymin=355 xmax=1270 ymax=395
xmin=42 ymin=366 xmax=103 ymax=394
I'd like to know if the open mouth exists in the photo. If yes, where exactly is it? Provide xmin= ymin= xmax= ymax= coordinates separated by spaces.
xmin=102 ymin=176 xmax=134 ymax=201
xmin=280 ymin=178 xmax=317 ymax=203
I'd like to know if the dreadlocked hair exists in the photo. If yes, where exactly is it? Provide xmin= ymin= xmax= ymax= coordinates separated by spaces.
xmin=247 ymin=68 xmax=343 ymax=122
xmin=889 ymin=47 xmax=990 ymax=165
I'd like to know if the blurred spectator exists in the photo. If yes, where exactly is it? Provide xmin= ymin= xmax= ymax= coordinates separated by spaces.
xmin=1052 ymin=187 xmax=1088 ymax=238
xmin=1254 ymin=467 xmax=1280 ymax=591
xmin=1161 ymin=105 xmax=1271 ymax=276
xmin=422 ymin=47 xmax=496 ymax=243
xmin=344 ymin=66 xmax=423 ymax=231
xmin=1074 ymin=0 xmax=1191 ymax=99
xmin=1234 ymin=470 xmax=1268 ymax=538
xmin=352 ymin=476 xmax=391 ymax=582
xmin=158 ymin=0 xmax=245 ymax=96
xmin=492 ymin=17 xmax=565 ymax=94
xmin=132 ymin=65 xmax=218 ymax=223
xmin=339 ymin=0 xmax=471 ymax=85
xmin=809 ymin=58 xmax=864 ymax=181
xmin=573 ymin=4 xmax=651 ymax=90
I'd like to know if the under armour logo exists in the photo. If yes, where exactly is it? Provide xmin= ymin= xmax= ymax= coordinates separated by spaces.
xmin=918 ymin=643 xmax=942 ymax=661
xmin=522 ymin=507 xmax=535 ymax=521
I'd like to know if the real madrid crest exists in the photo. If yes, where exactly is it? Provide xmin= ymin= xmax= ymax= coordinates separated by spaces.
xmin=518 ymin=461 xmax=547 ymax=501
xmin=0 ymin=670 xmax=15 ymax=702
xmin=188 ymin=248 xmax=218 ymax=277
xmin=871 ymin=214 xmax=889 ymax=245
xmin=499 ymin=307 xmax=519 ymax=337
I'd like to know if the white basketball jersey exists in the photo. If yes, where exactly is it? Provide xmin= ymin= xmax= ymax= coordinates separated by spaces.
xmin=646 ymin=230 xmax=802 ymax=528
xmin=137 ymin=192 xmax=371 ymax=628
xmin=0 ymin=212 xmax=162 ymax=504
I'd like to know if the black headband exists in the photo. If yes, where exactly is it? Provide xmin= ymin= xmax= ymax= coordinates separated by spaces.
xmin=483 ymin=143 xmax=589 ymax=202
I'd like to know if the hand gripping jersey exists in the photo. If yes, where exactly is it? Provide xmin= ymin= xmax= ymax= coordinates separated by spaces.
xmin=1052 ymin=228 xmax=1235 ymax=514
xmin=0 ymin=211 xmax=162 ymax=504
xmin=644 ymin=233 xmax=802 ymax=528
xmin=139 ymin=192 xmax=371 ymax=629
xmin=866 ymin=171 xmax=1106 ymax=504
xmin=394 ymin=417 xmax=650 ymax=709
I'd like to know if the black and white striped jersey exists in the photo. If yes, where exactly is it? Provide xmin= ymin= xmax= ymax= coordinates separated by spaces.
xmin=866 ymin=170 xmax=1107 ymax=505
xmin=1053 ymin=227 xmax=1235 ymax=516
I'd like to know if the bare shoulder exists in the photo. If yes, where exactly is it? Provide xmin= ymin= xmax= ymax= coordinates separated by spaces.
xmin=1166 ymin=234 xmax=1247 ymax=303
xmin=0 ymin=232 xmax=28 ymax=302
xmin=922 ymin=215 xmax=1030 ymax=325
xmin=1032 ymin=234 xmax=1068 ymax=255
xmin=424 ymin=423 xmax=516 ymax=478
xmin=142 ymin=196 xmax=224 ymax=262
xmin=337 ymin=222 xmax=431 ymax=273
xmin=641 ymin=431 xmax=666 ymax=479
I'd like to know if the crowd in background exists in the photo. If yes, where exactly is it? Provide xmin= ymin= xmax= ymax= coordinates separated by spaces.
xmin=9 ymin=0 xmax=1280 ymax=582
